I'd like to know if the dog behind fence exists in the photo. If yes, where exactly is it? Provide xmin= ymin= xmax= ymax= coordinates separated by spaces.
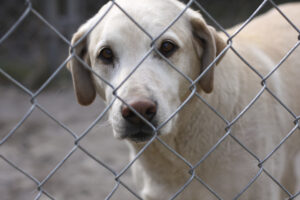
xmin=0 ymin=0 xmax=299 ymax=199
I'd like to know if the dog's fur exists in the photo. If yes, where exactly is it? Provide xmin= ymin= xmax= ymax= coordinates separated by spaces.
xmin=68 ymin=0 xmax=300 ymax=199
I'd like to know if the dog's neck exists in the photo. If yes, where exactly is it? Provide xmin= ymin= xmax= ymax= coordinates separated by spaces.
xmin=130 ymin=54 xmax=240 ymax=153
xmin=127 ymin=54 xmax=243 ymax=187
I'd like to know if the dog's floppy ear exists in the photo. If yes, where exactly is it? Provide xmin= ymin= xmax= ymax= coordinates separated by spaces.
xmin=191 ymin=17 xmax=226 ymax=93
xmin=67 ymin=23 xmax=96 ymax=106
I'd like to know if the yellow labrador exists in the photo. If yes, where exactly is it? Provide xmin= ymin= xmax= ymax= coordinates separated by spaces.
xmin=68 ymin=0 xmax=300 ymax=199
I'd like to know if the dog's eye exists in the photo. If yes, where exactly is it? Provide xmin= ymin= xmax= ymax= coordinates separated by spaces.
xmin=98 ymin=47 xmax=114 ymax=64
xmin=159 ymin=40 xmax=178 ymax=57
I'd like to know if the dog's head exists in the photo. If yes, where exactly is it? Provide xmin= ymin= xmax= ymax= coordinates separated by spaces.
xmin=68 ymin=0 xmax=226 ymax=142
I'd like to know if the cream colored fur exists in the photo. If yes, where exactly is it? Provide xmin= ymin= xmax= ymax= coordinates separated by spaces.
xmin=68 ymin=0 xmax=300 ymax=199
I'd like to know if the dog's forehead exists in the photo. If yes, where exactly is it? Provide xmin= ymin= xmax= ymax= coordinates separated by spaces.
xmin=111 ymin=0 xmax=184 ymax=20
xmin=96 ymin=0 xmax=190 ymax=37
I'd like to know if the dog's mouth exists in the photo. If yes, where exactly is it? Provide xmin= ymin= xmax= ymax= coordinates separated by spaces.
xmin=118 ymin=126 xmax=157 ymax=143
xmin=128 ymin=131 xmax=155 ymax=142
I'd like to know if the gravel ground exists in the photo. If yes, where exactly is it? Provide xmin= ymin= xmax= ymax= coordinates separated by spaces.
xmin=0 ymin=85 xmax=137 ymax=200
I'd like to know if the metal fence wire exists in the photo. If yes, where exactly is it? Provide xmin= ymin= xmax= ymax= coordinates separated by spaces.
xmin=1 ymin=0 xmax=300 ymax=199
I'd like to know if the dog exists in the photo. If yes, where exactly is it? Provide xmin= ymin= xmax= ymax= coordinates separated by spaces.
xmin=67 ymin=0 xmax=300 ymax=199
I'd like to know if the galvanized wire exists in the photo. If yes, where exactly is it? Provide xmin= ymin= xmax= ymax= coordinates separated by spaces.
xmin=0 ymin=0 xmax=299 ymax=199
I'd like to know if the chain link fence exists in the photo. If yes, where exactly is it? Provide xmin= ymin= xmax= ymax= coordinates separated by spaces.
xmin=0 ymin=0 xmax=299 ymax=199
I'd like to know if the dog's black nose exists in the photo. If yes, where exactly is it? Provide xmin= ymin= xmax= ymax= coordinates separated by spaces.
xmin=121 ymin=98 xmax=157 ymax=125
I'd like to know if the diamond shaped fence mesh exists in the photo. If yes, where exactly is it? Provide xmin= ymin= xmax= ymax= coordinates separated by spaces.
xmin=0 ymin=0 xmax=299 ymax=200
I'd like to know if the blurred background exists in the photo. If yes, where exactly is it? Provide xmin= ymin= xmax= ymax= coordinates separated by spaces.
xmin=0 ymin=0 xmax=299 ymax=200
xmin=0 ymin=0 xmax=299 ymax=89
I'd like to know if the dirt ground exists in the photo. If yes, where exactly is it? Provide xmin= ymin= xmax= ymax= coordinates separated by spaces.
xmin=1 ymin=84 xmax=299 ymax=200
xmin=0 ymin=85 xmax=137 ymax=200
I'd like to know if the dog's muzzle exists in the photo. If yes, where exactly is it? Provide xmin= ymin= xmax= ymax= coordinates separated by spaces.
xmin=120 ymin=97 xmax=157 ymax=142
